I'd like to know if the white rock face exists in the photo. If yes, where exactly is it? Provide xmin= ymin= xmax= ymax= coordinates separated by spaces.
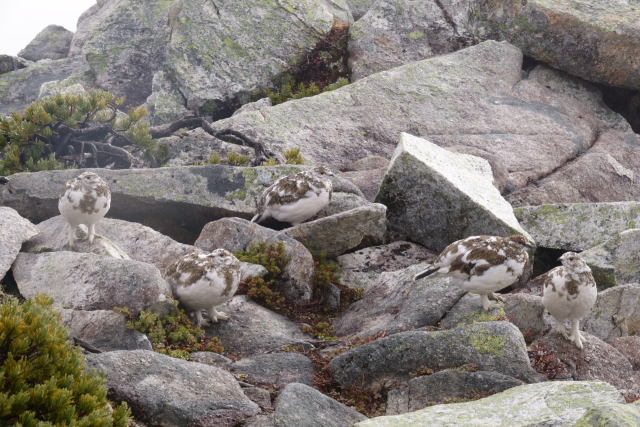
xmin=0 ymin=207 xmax=38 ymax=282
xmin=355 ymin=381 xmax=625 ymax=427
xmin=376 ymin=133 xmax=531 ymax=251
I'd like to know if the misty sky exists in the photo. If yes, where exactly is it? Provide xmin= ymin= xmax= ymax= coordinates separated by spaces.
xmin=0 ymin=0 xmax=96 ymax=56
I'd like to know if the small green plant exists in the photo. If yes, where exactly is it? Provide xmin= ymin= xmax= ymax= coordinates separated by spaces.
xmin=207 ymin=152 xmax=222 ymax=165
xmin=262 ymin=158 xmax=279 ymax=166
xmin=226 ymin=151 xmax=250 ymax=166
xmin=0 ymin=295 xmax=130 ymax=425
xmin=265 ymin=77 xmax=349 ymax=106
xmin=283 ymin=147 xmax=304 ymax=164
xmin=116 ymin=299 xmax=224 ymax=359
xmin=234 ymin=242 xmax=289 ymax=310
xmin=312 ymin=254 xmax=363 ymax=309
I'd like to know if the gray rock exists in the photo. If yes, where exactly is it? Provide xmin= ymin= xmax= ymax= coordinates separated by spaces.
xmin=60 ymin=309 xmax=151 ymax=351
xmin=354 ymin=381 xmax=625 ymax=427
xmin=283 ymin=203 xmax=387 ymax=257
xmin=164 ymin=0 xmax=351 ymax=114
xmin=341 ymin=168 xmax=386 ymax=202
xmin=195 ymin=217 xmax=315 ymax=303
xmin=231 ymin=353 xmax=315 ymax=387
xmin=158 ymin=127 xmax=253 ymax=167
xmin=12 ymin=251 xmax=171 ymax=311
xmin=68 ymin=0 xmax=119 ymax=56
xmin=233 ymin=98 xmax=272 ymax=117
xmin=0 ymin=165 xmax=360 ymax=243
xmin=0 ymin=56 xmax=89 ymax=116
xmin=0 ymin=55 xmax=28 ymax=75
xmin=242 ymin=386 xmax=273 ymax=411
xmin=574 ymin=403 xmax=640 ymax=427
xmin=349 ymin=0 xmax=473 ymax=80
xmin=189 ymin=351 xmax=233 ymax=368
xmin=533 ymin=331 xmax=639 ymax=399
xmin=205 ymin=296 xmax=313 ymax=357
xmin=0 ymin=207 xmax=38 ymax=282
xmin=347 ymin=0 xmax=377 ymax=20
xmin=333 ymin=263 xmax=464 ymax=339
xmin=581 ymin=229 xmax=640 ymax=289
xmin=245 ymin=414 xmax=276 ymax=427
xmin=86 ymin=350 xmax=260 ymax=426
xmin=608 ymin=336 xmax=640 ymax=370
xmin=209 ymin=41 xmax=640 ymax=206
xmin=337 ymin=241 xmax=436 ymax=291
xmin=439 ymin=293 xmax=549 ymax=343
xmin=583 ymin=284 xmax=640 ymax=340
xmin=330 ymin=321 xmax=539 ymax=387
xmin=144 ymin=71 xmax=191 ymax=126
xmin=376 ymin=133 xmax=531 ymax=251
xmin=388 ymin=370 xmax=524 ymax=413
xmin=514 ymin=202 xmax=640 ymax=252
xmin=473 ymin=0 xmax=640 ymax=90
xmin=38 ymin=76 xmax=88 ymax=99
xmin=18 ymin=25 xmax=73 ymax=61
xmin=274 ymin=383 xmax=367 ymax=427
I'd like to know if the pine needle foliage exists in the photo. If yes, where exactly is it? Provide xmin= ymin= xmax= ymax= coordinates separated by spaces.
xmin=234 ymin=242 xmax=289 ymax=310
xmin=0 ymin=294 xmax=130 ymax=426
xmin=283 ymin=147 xmax=304 ymax=164
xmin=116 ymin=299 xmax=224 ymax=360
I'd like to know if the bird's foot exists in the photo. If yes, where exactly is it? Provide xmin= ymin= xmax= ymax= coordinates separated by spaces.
xmin=489 ymin=292 xmax=506 ymax=303
xmin=208 ymin=309 xmax=229 ymax=323
xmin=569 ymin=333 xmax=584 ymax=349
xmin=194 ymin=311 xmax=210 ymax=327
xmin=480 ymin=294 xmax=504 ymax=311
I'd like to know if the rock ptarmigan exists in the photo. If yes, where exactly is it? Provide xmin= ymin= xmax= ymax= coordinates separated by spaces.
xmin=251 ymin=166 xmax=334 ymax=225
xmin=542 ymin=251 xmax=597 ymax=349
xmin=58 ymin=171 xmax=111 ymax=246
xmin=164 ymin=249 xmax=241 ymax=327
xmin=414 ymin=235 xmax=533 ymax=311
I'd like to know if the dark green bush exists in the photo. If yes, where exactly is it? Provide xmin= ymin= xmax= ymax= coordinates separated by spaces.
xmin=0 ymin=294 xmax=130 ymax=426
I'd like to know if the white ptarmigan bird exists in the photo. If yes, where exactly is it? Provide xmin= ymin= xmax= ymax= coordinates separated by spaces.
xmin=414 ymin=235 xmax=533 ymax=311
xmin=542 ymin=252 xmax=597 ymax=349
xmin=164 ymin=249 xmax=242 ymax=327
xmin=58 ymin=171 xmax=111 ymax=246
xmin=251 ymin=166 xmax=334 ymax=225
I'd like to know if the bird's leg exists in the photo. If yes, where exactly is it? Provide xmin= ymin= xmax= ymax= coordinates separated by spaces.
xmin=87 ymin=223 xmax=96 ymax=244
xmin=207 ymin=307 xmax=229 ymax=322
xmin=194 ymin=310 xmax=208 ymax=327
xmin=67 ymin=224 xmax=77 ymax=248
xmin=569 ymin=319 xmax=584 ymax=349
xmin=480 ymin=293 xmax=491 ymax=311
xmin=489 ymin=292 xmax=505 ymax=303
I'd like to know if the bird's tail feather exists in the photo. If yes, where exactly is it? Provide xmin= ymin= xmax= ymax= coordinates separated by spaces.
xmin=414 ymin=267 xmax=438 ymax=281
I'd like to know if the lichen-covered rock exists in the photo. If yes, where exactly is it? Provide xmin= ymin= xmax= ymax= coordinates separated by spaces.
xmin=574 ymin=403 xmax=640 ymax=427
xmin=0 ymin=207 xmax=38 ymax=282
xmin=533 ymin=331 xmax=639 ymax=399
xmin=347 ymin=0 xmax=377 ymax=20
xmin=377 ymin=133 xmax=531 ymax=251
xmin=230 ymin=353 xmax=315 ymax=387
xmin=473 ymin=0 xmax=640 ymax=90
xmin=583 ymin=284 xmax=640 ymax=340
xmin=387 ymin=370 xmax=524 ymax=414
xmin=209 ymin=41 xmax=640 ymax=205
xmin=60 ymin=309 xmax=151 ymax=351
xmin=274 ymin=383 xmax=367 ymax=427
xmin=330 ymin=321 xmax=539 ymax=387
xmin=0 ymin=165 xmax=360 ymax=243
xmin=0 ymin=54 xmax=28 ymax=75
xmin=514 ymin=202 xmax=640 ymax=252
xmin=608 ymin=336 xmax=640 ymax=370
xmin=337 ymin=241 xmax=436 ymax=291
xmin=333 ymin=263 xmax=464 ymax=339
xmin=38 ymin=76 xmax=88 ymax=99
xmin=581 ymin=229 xmax=640 ymax=289
xmin=12 ymin=251 xmax=171 ymax=311
xmin=195 ymin=217 xmax=315 ymax=303
xmin=232 ymin=97 xmax=272 ymax=117
xmin=18 ymin=25 xmax=73 ymax=61
xmin=340 ymin=156 xmax=388 ymax=201
xmin=189 ymin=351 xmax=233 ymax=368
xmin=439 ymin=293 xmax=549 ymax=343
xmin=354 ymin=381 xmax=625 ymax=427
xmin=283 ymin=203 xmax=387 ymax=257
xmin=145 ymin=71 xmax=191 ymax=126
xmin=349 ymin=0 xmax=473 ymax=80
xmin=86 ymin=350 xmax=260 ymax=426
xmin=0 ymin=56 xmax=89 ymax=115
xmin=205 ymin=296 xmax=313 ymax=356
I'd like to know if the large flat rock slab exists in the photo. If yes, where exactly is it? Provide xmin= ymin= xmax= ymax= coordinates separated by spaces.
xmin=209 ymin=41 xmax=640 ymax=205
xmin=514 ymin=202 xmax=640 ymax=251
xmin=377 ymin=133 xmax=531 ymax=250
xmin=474 ymin=0 xmax=640 ymax=90
xmin=355 ymin=381 xmax=624 ymax=426
xmin=581 ymin=229 xmax=640 ymax=289
xmin=0 ymin=165 xmax=359 ymax=243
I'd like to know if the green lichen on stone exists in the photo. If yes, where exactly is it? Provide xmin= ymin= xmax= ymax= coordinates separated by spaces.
xmin=449 ymin=307 xmax=506 ymax=328
xmin=408 ymin=30 xmax=424 ymax=40
xmin=468 ymin=333 xmax=506 ymax=356
xmin=574 ymin=403 xmax=640 ymax=427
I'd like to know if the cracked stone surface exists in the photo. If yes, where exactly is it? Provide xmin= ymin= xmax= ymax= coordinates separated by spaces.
xmin=209 ymin=41 xmax=640 ymax=205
